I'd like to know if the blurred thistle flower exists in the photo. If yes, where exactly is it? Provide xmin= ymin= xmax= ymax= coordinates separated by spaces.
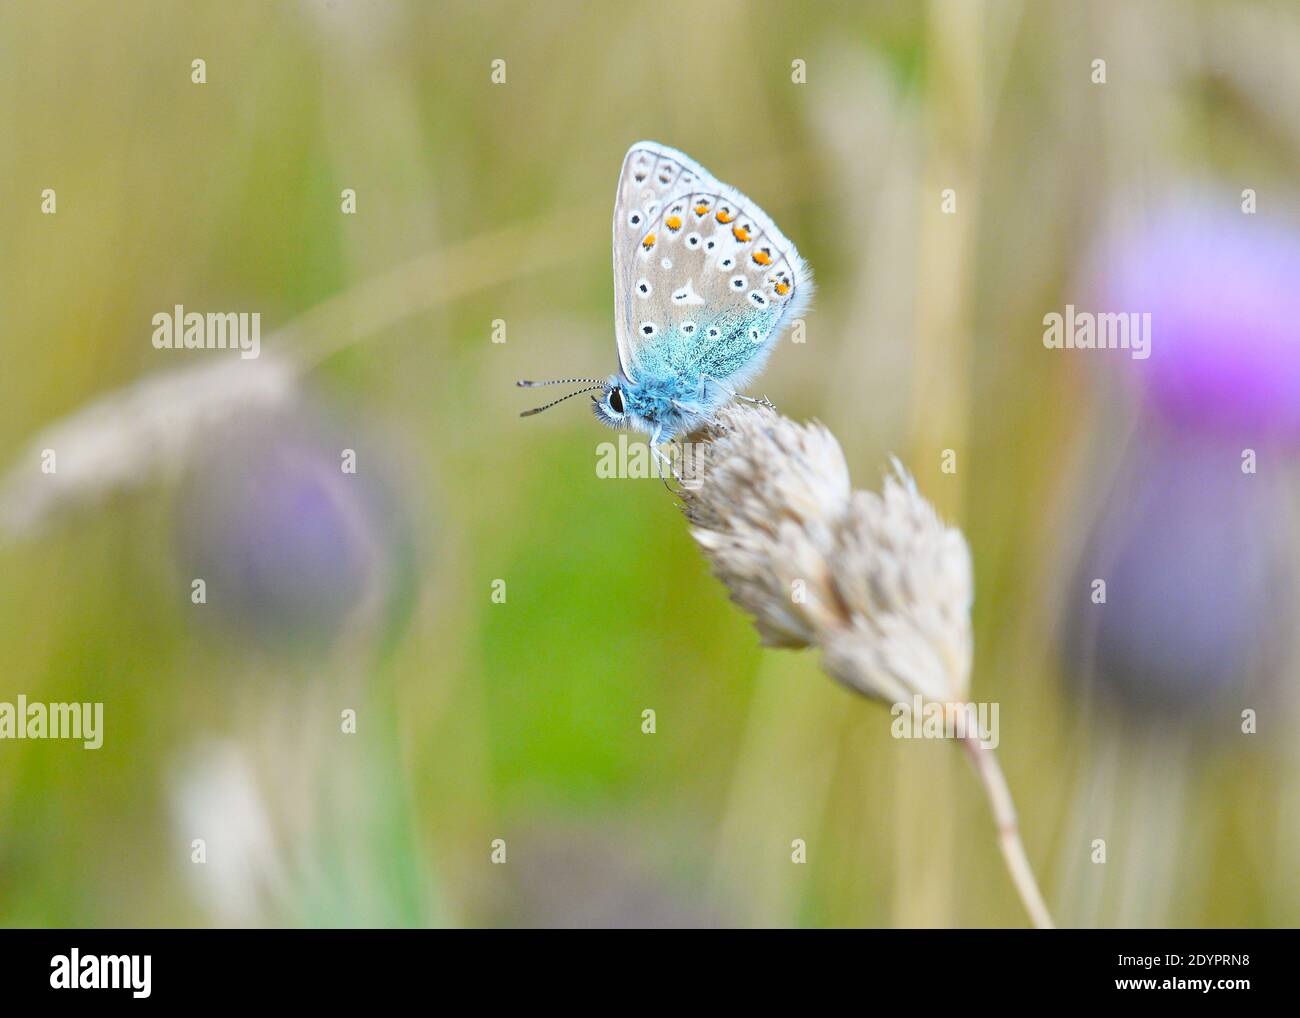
xmin=1063 ymin=431 xmax=1291 ymax=726
xmin=1069 ymin=199 xmax=1300 ymax=725
xmin=684 ymin=406 xmax=973 ymax=705
xmin=681 ymin=404 xmax=1051 ymax=929
xmin=1093 ymin=204 xmax=1300 ymax=446
xmin=174 ymin=406 xmax=415 ymax=654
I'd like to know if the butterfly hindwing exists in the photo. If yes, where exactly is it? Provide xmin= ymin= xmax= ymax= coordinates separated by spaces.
xmin=611 ymin=142 xmax=810 ymax=395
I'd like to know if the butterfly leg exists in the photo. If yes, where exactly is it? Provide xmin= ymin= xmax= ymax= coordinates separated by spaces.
xmin=699 ymin=374 xmax=776 ymax=412
xmin=648 ymin=424 xmax=674 ymax=480
xmin=657 ymin=439 xmax=688 ymax=496
xmin=651 ymin=446 xmax=675 ymax=480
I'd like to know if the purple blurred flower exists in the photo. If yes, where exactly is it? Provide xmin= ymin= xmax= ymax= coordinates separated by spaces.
xmin=1063 ymin=431 xmax=1290 ymax=724
xmin=1094 ymin=206 xmax=1300 ymax=445
xmin=175 ymin=408 xmax=414 ymax=653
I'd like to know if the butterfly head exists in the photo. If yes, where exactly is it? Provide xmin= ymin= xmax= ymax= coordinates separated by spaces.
xmin=592 ymin=373 xmax=709 ymax=442
xmin=518 ymin=374 xmax=666 ymax=435
xmin=591 ymin=377 xmax=635 ymax=429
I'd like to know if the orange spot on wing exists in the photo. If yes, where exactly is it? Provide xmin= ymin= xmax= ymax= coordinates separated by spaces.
xmin=732 ymin=225 xmax=751 ymax=242
xmin=642 ymin=233 xmax=656 ymax=250
xmin=715 ymin=209 xmax=735 ymax=224
xmin=693 ymin=203 xmax=710 ymax=216
xmin=775 ymin=281 xmax=791 ymax=295
xmin=665 ymin=215 xmax=682 ymax=231
xmin=752 ymin=250 xmax=772 ymax=266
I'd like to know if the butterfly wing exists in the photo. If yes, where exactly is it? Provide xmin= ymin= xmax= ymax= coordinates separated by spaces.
xmin=611 ymin=142 xmax=811 ymax=394
xmin=612 ymin=143 xmax=718 ymax=382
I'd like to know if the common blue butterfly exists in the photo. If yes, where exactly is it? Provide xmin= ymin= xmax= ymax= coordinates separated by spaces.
xmin=519 ymin=141 xmax=812 ymax=450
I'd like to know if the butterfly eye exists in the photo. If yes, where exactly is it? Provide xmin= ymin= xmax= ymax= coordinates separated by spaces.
xmin=608 ymin=388 xmax=625 ymax=414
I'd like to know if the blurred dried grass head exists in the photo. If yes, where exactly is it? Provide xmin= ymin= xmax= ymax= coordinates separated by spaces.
xmin=682 ymin=404 xmax=974 ymax=706
xmin=682 ymin=404 xmax=1054 ymax=929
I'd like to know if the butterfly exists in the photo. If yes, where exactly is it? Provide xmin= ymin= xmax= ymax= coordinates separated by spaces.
xmin=519 ymin=141 xmax=811 ymax=453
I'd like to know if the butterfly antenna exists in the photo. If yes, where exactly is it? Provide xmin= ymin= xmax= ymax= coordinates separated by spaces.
xmin=520 ymin=384 xmax=603 ymax=417
xmin=516 ymin=377 xmax=603 ymax=388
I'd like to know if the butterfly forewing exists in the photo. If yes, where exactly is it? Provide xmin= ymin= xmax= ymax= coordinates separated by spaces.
xmin=612 ymin=144 xmax=712 ymax=381
xmin=611 ymin=142 xmax=809 ymax=392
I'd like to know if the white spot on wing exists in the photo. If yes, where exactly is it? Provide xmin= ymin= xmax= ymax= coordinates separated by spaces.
xmin=671 ymin=281 xmax=707 ymax=306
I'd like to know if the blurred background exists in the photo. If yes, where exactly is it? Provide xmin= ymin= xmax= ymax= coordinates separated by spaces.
xmin=1 ymin=0 xmax=1298 ymax=927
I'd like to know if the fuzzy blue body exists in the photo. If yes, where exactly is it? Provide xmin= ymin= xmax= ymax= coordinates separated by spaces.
xmin=595 ymin=308 xmax=782 ymax=442
xmin=604 ymin=371 xmax=711 ymax=443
